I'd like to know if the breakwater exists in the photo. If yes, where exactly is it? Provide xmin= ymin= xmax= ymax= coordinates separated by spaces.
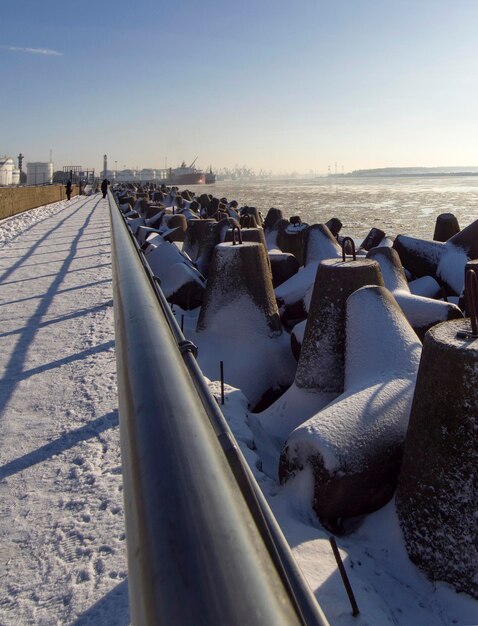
xmin=114 ymin=180 xmax=478 ymax=604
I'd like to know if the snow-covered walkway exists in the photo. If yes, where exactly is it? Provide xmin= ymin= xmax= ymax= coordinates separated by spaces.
xmin=0 ymin=195 xmax=128 ymax=625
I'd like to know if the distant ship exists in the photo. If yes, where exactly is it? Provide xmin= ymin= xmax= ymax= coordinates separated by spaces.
xmin=205 ymin=166 xmax=216 ymax=185
xmin=170 ymin=158 xmax=205 ymax=185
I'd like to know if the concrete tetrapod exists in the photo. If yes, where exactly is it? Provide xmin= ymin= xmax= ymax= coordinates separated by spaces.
xmin=224 ymin=226 xmax=267 ymax=248
xmin=393 ymin=217 xmax=478 ymax=295
xmin=396 ymin=318 xmax=478 ymax=599
xmin=433 ymin=212 xmax=460 ymax=242
xmin=359 ymin=227 xmax=386 ymax=252
xmin=249 ymin=258 xmax=384 ymax=478
xmin=263 ymin=207 xmax=283 ymax=234
xmin=324 ymin=217 xmax=342 ymax=237
xmin=144 ymin=236 xmax=205 ymax=309
xmin=290 ymin=319 xmax=307 ymax=360
xmin=296 ymin=258 xmax=384 ymax=392
xmin=136 ymin=214 xmax=187 ymax=246
xmin=274 ymin=218 xmax=309 ymax=266
xmin=117 ymin=194 xmax=136 ymax=211
xmin=161 ymin=214 xmax=188 ymax=242
xmin=240 ymin=206 xmax=263 ymax=227
xmin=268 ymin=250 xmax=300 ymax=288
xmin=280 ymin=286 xmax=422 ymax=533
xmin=367 ymin=247 xmax=463 ymax=339
xmin=275 ymin=224 xmax=342 ymax=327
xmin=182 ymin=218 xmax=218 ymax=276
xmin=303 ymin=224 xmax=343 ymax=267
xmin=224 ymin=225 xmax=272 ymax=272
xmin=194 ymin=242 xmax=296 ymax=407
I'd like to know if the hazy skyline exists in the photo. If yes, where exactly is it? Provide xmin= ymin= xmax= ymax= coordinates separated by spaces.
xmin=2 ymin=0 xmax=478 ymax=174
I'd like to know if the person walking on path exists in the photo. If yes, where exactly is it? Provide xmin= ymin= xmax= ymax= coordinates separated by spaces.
xmin=65 ymin=179 xmax=72 ymax=201
xmin=101 ymin=178 xmax=109 ymax=199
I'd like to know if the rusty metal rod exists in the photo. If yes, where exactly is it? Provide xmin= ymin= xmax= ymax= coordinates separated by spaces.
xmin=341 ymin=237 xmax=356 ymax=262
xmin=465 ymin=269 xmax=478 ymax=337
xmin=232 ymin=223 xmax=243 ymax=245
xmin=220 ymin=360 xmax=225 ymax=405
xmin=329 ymin=536 xmax=360 ymax=617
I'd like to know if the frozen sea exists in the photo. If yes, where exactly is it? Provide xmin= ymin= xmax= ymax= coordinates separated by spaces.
xmin=186 ymin=175 xmax=478 ymax=240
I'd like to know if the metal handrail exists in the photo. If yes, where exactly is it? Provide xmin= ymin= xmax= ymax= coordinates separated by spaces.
xmin=109 ymin=191 xmax=329 ymax=626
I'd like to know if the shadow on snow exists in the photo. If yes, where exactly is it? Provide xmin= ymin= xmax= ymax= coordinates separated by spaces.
xmin=0 ymin=410 xmax=119 ymax=481
xmin=70 ymin=579 xmax=130 ymax=626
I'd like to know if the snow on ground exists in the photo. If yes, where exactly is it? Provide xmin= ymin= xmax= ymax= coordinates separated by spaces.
xmin=0 ymin=196 xmax=128 ymax=625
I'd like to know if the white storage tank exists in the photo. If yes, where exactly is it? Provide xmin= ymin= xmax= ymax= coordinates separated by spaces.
xmin=11 ymin=169 xmax=20 ymax=185
xmin=0 ymin=156 xmax=14 ymax=186
xmin=27 ymin=162 xmax=54 ymax=185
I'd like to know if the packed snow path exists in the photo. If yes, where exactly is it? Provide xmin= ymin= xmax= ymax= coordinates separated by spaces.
xmin=0 ymin=195 xmax=128 ymax=625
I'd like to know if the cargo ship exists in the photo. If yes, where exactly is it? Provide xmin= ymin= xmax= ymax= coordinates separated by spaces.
xmin=169 ymin=159 xmax=205 ymax=185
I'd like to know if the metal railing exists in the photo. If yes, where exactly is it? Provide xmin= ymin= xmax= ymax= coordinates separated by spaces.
xmin=109 ymin=190 xmax=330 ymax=626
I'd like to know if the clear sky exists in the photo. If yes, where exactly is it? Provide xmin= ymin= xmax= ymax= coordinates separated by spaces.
xmin=1 ymin=0 xmax=478 ymax=175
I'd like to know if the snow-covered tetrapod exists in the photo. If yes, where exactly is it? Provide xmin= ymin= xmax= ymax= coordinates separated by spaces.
xmin=393 ymin=217 xmax=478 ymax=295
xmin=274 ymin=218 xmax=308 ymax=265
xmin=250 ymin=257 xmax=384 ymax=478
xmin=295 ymin=258 xmax=384 ymax=392
xmin=280 ymin=285 xmax=422 ymax=531
xmin=367 ymin=246 xmax=463 ymax=339
xmin=144 ymin=236 xmax=205 ymax=309
xmin=263 ymin=207 xmax=283 ymax=233
xmin=194 ymin=241 xmax=296 ymax=406
xmin=182 ymin=218 xmax=218 ymax=276
xmin=274 ymin=223 xmax=342 ymax=325
xmin=396 ymin=318 xmax=478 ymax=599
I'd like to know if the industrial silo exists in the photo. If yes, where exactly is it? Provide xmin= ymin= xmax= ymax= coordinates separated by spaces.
xmin=27 ymin=162 xmax=54 ymax=185
xmin=0 ymin=156 xmax=14 ymax=185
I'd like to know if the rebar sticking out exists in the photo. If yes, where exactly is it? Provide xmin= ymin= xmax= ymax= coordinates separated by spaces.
xmin=458 ymin=268 xmax=478 ymax=339
xmin=231 ymin=223 xmax=243 ymax=246
xmin=329 ymin=536 xmax=360 ymax=617
xmin=220 ymin=360 xmax=225 ymax=405
xmin=466 ymin=269 xmax=478 ymax=337
xmin=341 ymin=237 xmax=356 ymax=261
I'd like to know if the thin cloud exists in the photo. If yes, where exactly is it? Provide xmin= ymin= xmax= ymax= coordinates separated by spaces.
xmin=1 ymin=45 xmax=63 ymax=56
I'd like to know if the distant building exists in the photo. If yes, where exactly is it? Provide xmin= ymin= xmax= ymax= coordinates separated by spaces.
xmin=27 ymin=162 xmax=53 ymax=185
xmin=117 ymin=169 xmax=136 ymax=182
xmin=139 ymin=169 xmax=156 ymax=181
xmin=100 ymin=169 xmax=115 ymax=180
xmin=0 ymin=156 xmax=14 ymax=186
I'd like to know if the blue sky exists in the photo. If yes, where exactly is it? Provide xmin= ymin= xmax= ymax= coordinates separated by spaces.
xmin=1 ymin=0 xmax=478 ymax=174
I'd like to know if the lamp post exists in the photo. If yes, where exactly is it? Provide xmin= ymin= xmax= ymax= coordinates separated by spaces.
xmin=115 ymin=160 xmax=118 ymax=181
xmin=17 ymin=153 xmax=24 ymax=186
